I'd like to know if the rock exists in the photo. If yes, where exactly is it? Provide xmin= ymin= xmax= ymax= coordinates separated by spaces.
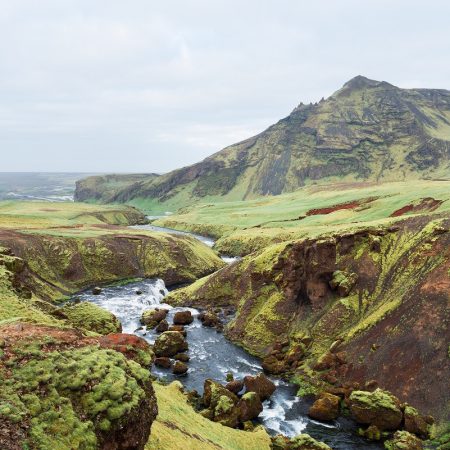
xmin=199 ymin=310 xmax=221 ymax=328
xmin=203 ymin=379 xmax=239 ymax=410
xmin=174 ymin=353 xmax=190 ymax=362
xmin=404 ymin=405 xmax=430 ymax=438
xmin=348 ymin=389 xmax=403 ymax=430
xmin=243 ymin=373 xmax=276 ymax=401
xmin=213 ymin=395 xmax=239 ymax=428
xmin=225 ymin=379 xmax=244 ymax=395
xmin=289 ymin=433 xmax=332 ymax=449
xmin=155 ymin=319 xmax=169 ymax=333
xmin=271 ymin=435 xmax=291 ymax=450
xmin=360 ymin=424 xmax=381 ymax=441
xmin=308 ymin=392 xmax=340 ymax=421
xmin=92 ymin=286 xmax=102 ymax=295
xmin=154 ymin=357 xmax=172 ymax=368
xmin=384 ymin=430 xmax=423 ymax=450
xmin=237 ymin=392 xmax=263 ymax=422
xmin=141 ymin=308 xmax=168 ymax=327
xmin=135 ymin=290 xmax=143 ymax=295
xmin=329 ymin=270 xmax=357 ymax=297
xmin=173 ymin=361 xmax=188 ymax=375
xmin=242 ymin=420 xmax=254 ymax=431
xmin=99 ymin=333 xmax=154 ymax=366
xmin=168 ymin=325 xmax=187 ymax=337
xmin=262 ymin=354 xmax=288 ymax=374
xmin=153 ymin=331 xmax=188 ymax=357
xmin=173 ymin=310 xmax=194 ymax=325
xmin=226 ymin=372 xmax=234 ymax=382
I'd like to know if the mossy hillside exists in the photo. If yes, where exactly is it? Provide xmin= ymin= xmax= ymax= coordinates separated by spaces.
xmin=153 ymin=180 xmax=450 ymax=255
xmin=165 ymin=218 xmax=450 ymax=420
xmin=146 ymin=382 xmax=271 ymax=450
xmin=0 ymin=230 xmax=224 ymax=302
xmin=61 ymin=302 xmax=122 ymax=335
xmin=0 ymin=338 xmax=154 ymax=450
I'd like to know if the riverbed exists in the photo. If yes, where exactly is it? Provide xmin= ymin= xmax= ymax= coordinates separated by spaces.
xmin=76 ymin=277 xmax=382 ymax=449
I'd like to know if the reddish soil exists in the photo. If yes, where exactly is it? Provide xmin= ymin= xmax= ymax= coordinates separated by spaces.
xmin=305 ymin=197 xmax=376 ymax=216
xmin=390 ymin=197 xmax=443 ymax=217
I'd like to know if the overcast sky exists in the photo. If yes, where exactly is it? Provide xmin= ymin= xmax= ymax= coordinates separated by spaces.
xmin=1 ymin=0 xmax=449 ymax=173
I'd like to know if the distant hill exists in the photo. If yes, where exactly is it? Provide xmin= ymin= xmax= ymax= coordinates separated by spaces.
xmin=75 ymin=76 xmax=450 ymax=210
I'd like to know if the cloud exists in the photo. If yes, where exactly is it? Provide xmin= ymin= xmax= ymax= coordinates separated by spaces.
xmin=0 ymin=0 xmax=449 ymax=171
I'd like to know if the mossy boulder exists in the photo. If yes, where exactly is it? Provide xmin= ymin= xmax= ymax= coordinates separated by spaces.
xmin=153 ymin=331 xmax=188 ymax=357
xmin=403 ymin=405 xmax=431 ymax=438
xmin=0 ymin=323 xmax=157 ymax=450
xmin=61 ymin=302 xmax=122 ymax=335
xmin=237 ymin=391 xmax=263 ymax=422
xmin=349 ymin=389 xmax=403 ymax=430
xmin=289 ymin=433 xmax=332 ymax=449
xmin=308 ymin=392 xmax=340 ymax=421
xmin=203 ymin=379 xmax=239 ymax=410
xmin=213 ymin=395 xmax=239 ymax=428
xmin=173 ymin=310 xmax=194 ymax=325
xmin=384 ymin=430 xmax=423 ymax=450
xmin=140 ymin=308 xmax=168 ymax=328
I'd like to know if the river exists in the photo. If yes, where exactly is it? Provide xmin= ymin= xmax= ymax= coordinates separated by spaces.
xmin=75 ymin=224 xmax=381 ymax=449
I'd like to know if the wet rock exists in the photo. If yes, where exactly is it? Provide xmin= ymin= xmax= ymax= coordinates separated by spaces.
xmin=225 ymin=379 xmax=244 ymax=395
xmin=173 ymin=361 xmax=188 ymax=375
xmin=153 ymin=331 xmax=188 ymax=357
xmin=384 ymin=430 xmax=423 ymax=450
xmin=154 ymin=357 xmax=172 ymax=368
xmin=92 ymin=286 xmax=102 ymax=295
xmin=135 ymin=290 xmax=143 ymax=295
xmin=237 ymin=392 xmax=263 ymax=422
xmin=308 ymin=392 xmax=340 ymax=421
xmin=174 ymin=353 xmax=190 ymax=362
xmin=243 ymin=373 xmax=276 ymax=401
xmin=404 ymin=405 xmax=431 ymax=438
xmin=173 ymin=310 xmax=194 ymax=325
xmin=155 ymin=319 xmax=169 ymax=333
xmin=168 ymin=325 xmax=187 ymax=337
xmin=141 ymin=308 xmax=168 ymax=327
xmin=99 ymin=333 xmax=154 ymax=366
xmin=349 ymin=389 xmax=403 ymax=430
xmin=199 ymin=310 xmax=221 ymax=328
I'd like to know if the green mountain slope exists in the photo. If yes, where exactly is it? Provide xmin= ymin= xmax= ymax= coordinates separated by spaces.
xmin=75 ymin=76 xmax=450 ymax=210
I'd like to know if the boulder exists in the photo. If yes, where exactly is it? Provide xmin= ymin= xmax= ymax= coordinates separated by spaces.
xmin=173 ymin=310 xmax=194 ymax=325
xmin=199 ymin=310 xmax=221 ymax=328
xmin=225 ymin=379 xmax=244 ymax=395
xmin=404 ymin=405 xmax=430 ymax=438
xmin=348 ymin=389 xmax=403 ymax=430
xmin=174 ymin=353 xmax=190 ymax=362
xmin=361 ymin=424 xmax=381 ymax=441
xmin=173 ymin=361 xmax=188 ymax=375
xmin=203 ymin=379 xmax=238 ymax=410
xmin=384 ymin=431 xmax=423 ymax=450
xmin=153 ymin=331 xmax=188 ymax=357
xmin=237 ymin=392 xmax=263 ymax=422
xmin=99 ymin=333 xmax=154 ymax=366
xmin=213 ymin=395 xmax=239 ymax=428
xmin=141 ymin=308 xmax=168 ymax=327
xmin=168 ymin=325 xmax=187 ymax=336
xmin=289 ymin=434 xmax=332 ymax=449
xmin=154 ymin=357 xmax=172 ymax=368
xmin=243 ymin=373 xmax=276 ymax=401
xmin=308 ymin=392 xmax=340 ymax=421
xmin=92 ymin=286 xmax=102 ymax=295
xmin=155 ymin=319 xmax=169 ymax=333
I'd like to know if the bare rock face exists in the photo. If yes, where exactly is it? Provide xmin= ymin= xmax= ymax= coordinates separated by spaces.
xmin=348 ymin=389 xmax=403 ymax=430
xmin=308 ymin=392 xmax=340 ymax=421
xmin=153 ymin=331 xmax=188 ymax=357
xmin=243 ymin=373 xmax=276 ymax=401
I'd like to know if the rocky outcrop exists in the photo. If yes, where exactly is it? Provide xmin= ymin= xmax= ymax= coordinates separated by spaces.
xmin=0 ymin=323 xmax=158 ymax=450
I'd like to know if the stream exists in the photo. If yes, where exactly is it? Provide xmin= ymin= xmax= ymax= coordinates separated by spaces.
xmin=75 ymin=224 xmax=382 ymax=449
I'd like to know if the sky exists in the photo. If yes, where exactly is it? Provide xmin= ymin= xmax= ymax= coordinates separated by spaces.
xmin=1 ymin=0 xmax=450 ymax=173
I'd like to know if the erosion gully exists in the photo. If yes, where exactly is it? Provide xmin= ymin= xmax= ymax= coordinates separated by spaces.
xmin=74 ymin=223 xmax=381 ymax=449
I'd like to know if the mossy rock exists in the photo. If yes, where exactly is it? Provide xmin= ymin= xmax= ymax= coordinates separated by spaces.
xmin=384 ymin=430 xmax=423 ymax=450
xmin=61 ymin=302 xmax=122 ymax=335
xmin=289 ymin=433 xmax=332 ymax=449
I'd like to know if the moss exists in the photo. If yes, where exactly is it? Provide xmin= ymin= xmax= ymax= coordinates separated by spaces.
xmin=0 ymin=343 xmax=150 ymax=450
xmin=384 ymin=430 xmax=423 ymax=449
xmin=61 ymin=302 xmax=121 ymax=335
xmin=349 ymin=389 xmax=400 ymax=412
xmin=215 ymin=395 xmax=234 ymax=416
xmin=290 ymin=433 xmax=332 ymax=449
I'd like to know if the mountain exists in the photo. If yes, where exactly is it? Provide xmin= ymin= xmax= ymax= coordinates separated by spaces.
xmin=75 ymin=76 xmax=450 ymax=209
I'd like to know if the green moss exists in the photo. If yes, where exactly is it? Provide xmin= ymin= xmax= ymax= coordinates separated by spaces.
xmin=349 ymin=389 xmax=400 ymax=412
xmin=290 ymin=433 xmax=332 ymax=449
xmin=61 ymin=302 xmax=121 ymax=335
